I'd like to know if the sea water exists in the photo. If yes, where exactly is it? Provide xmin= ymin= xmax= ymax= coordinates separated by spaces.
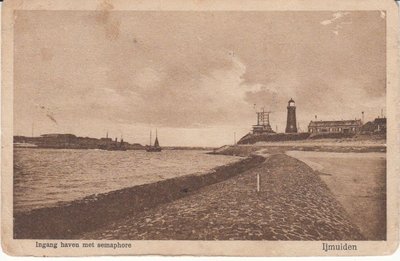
xmin=14 ymin=148 xmax=241 ymax=213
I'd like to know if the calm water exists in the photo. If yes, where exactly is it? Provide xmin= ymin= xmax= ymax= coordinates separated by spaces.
xmin=14 ymin=148 xmax=242 ymax=213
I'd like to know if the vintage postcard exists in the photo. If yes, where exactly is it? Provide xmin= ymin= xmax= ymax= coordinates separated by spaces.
xmin=1 ymin=0 xmax=399 ymax=257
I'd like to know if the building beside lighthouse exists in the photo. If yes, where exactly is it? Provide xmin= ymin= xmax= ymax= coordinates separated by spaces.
xmin=285 ymin=98 xmax=298 ymax=133
xmin=308 ymin=120 xmax=362 ymax=134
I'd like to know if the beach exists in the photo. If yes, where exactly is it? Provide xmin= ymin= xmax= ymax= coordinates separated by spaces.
xmin=286 ymin=150 xmax=386 ymax=240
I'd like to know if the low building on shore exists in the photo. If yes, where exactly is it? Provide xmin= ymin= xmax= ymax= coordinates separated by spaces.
xmin=360 ymin=117 xmax=386 ymax=134
xmin=308 ymin=120 xmax=362 ymax=134
xmin=40 ymin=133 xmax=77 ymax=141
xmin=373 ymin=117 xmax=386 ymax=132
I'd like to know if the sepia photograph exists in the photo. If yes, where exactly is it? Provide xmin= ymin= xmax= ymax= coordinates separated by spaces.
xmin=1 ymin=0 xmax=399 ymax=257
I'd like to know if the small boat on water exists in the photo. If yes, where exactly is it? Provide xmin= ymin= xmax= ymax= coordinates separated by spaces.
xmin=146 ymin=130 xmax=162 ymax=152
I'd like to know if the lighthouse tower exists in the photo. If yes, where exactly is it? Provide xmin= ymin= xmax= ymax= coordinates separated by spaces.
xmin=285 ymin=98 xmax=298 ymax=133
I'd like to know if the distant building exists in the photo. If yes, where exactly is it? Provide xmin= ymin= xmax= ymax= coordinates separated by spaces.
xmin=360 ymin=117 xmax=386 ymax=133
xmin=285 ymin=98 xmax=297 ymax=133
xmin=308 ymin=120 xmax=362 ymax=134
xmin=40 ymin=133 xmax=77 ymax=143
xmin=373 ymin=117 xmax=386 ymax=132
xmin=99 ymin=137 xmax=113 ymax=145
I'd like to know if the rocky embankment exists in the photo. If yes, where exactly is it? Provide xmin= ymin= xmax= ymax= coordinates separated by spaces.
xmin=82 ymin=154 xmax=364 ymax=240
xmin=14 ymin=155 xmax=264 ymax=239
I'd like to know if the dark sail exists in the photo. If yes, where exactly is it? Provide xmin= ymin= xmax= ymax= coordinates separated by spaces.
xmin=146 ymin=130 xmax=162 ymax=152
xmin=154 ymin=137 xmax=160 ymax=147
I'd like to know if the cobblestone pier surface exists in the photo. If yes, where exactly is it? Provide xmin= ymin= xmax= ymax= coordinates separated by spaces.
xmin=82 ymin=154 xmax=364 ymax=240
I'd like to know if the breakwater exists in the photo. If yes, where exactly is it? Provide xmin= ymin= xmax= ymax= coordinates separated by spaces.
xmin=14 ymin=155 xmax=265 ymax=239
xmin=238 ymin=132 xmax=310 ymax=144
xmin=82 ymin=154 xmax=365 ymax=240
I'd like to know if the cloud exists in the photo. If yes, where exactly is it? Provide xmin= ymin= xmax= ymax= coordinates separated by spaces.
xmin=14 ymin=11 xmax=386 ymax=142
xmin=109 ymin=56 xmax=265 ymax=128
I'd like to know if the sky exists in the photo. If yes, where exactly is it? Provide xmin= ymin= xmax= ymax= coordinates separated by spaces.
xmin=14 ymin=11 xmax=386 ymax=146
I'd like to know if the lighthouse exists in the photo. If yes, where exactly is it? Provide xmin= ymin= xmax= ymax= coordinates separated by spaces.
xmin=285 ymin=98 xmax=298 ymax=133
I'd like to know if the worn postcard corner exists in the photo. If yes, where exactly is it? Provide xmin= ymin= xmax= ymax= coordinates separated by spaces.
xmin=1 ymin=0 xmax=399 ymax=257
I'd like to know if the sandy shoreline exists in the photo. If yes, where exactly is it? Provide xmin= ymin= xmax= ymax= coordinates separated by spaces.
xmin=286 ymin=150 xmax=386 ymax=240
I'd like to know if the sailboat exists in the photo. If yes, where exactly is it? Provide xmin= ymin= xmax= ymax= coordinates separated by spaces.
xmin=146 ymin=129 xmax=162 ymax=152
